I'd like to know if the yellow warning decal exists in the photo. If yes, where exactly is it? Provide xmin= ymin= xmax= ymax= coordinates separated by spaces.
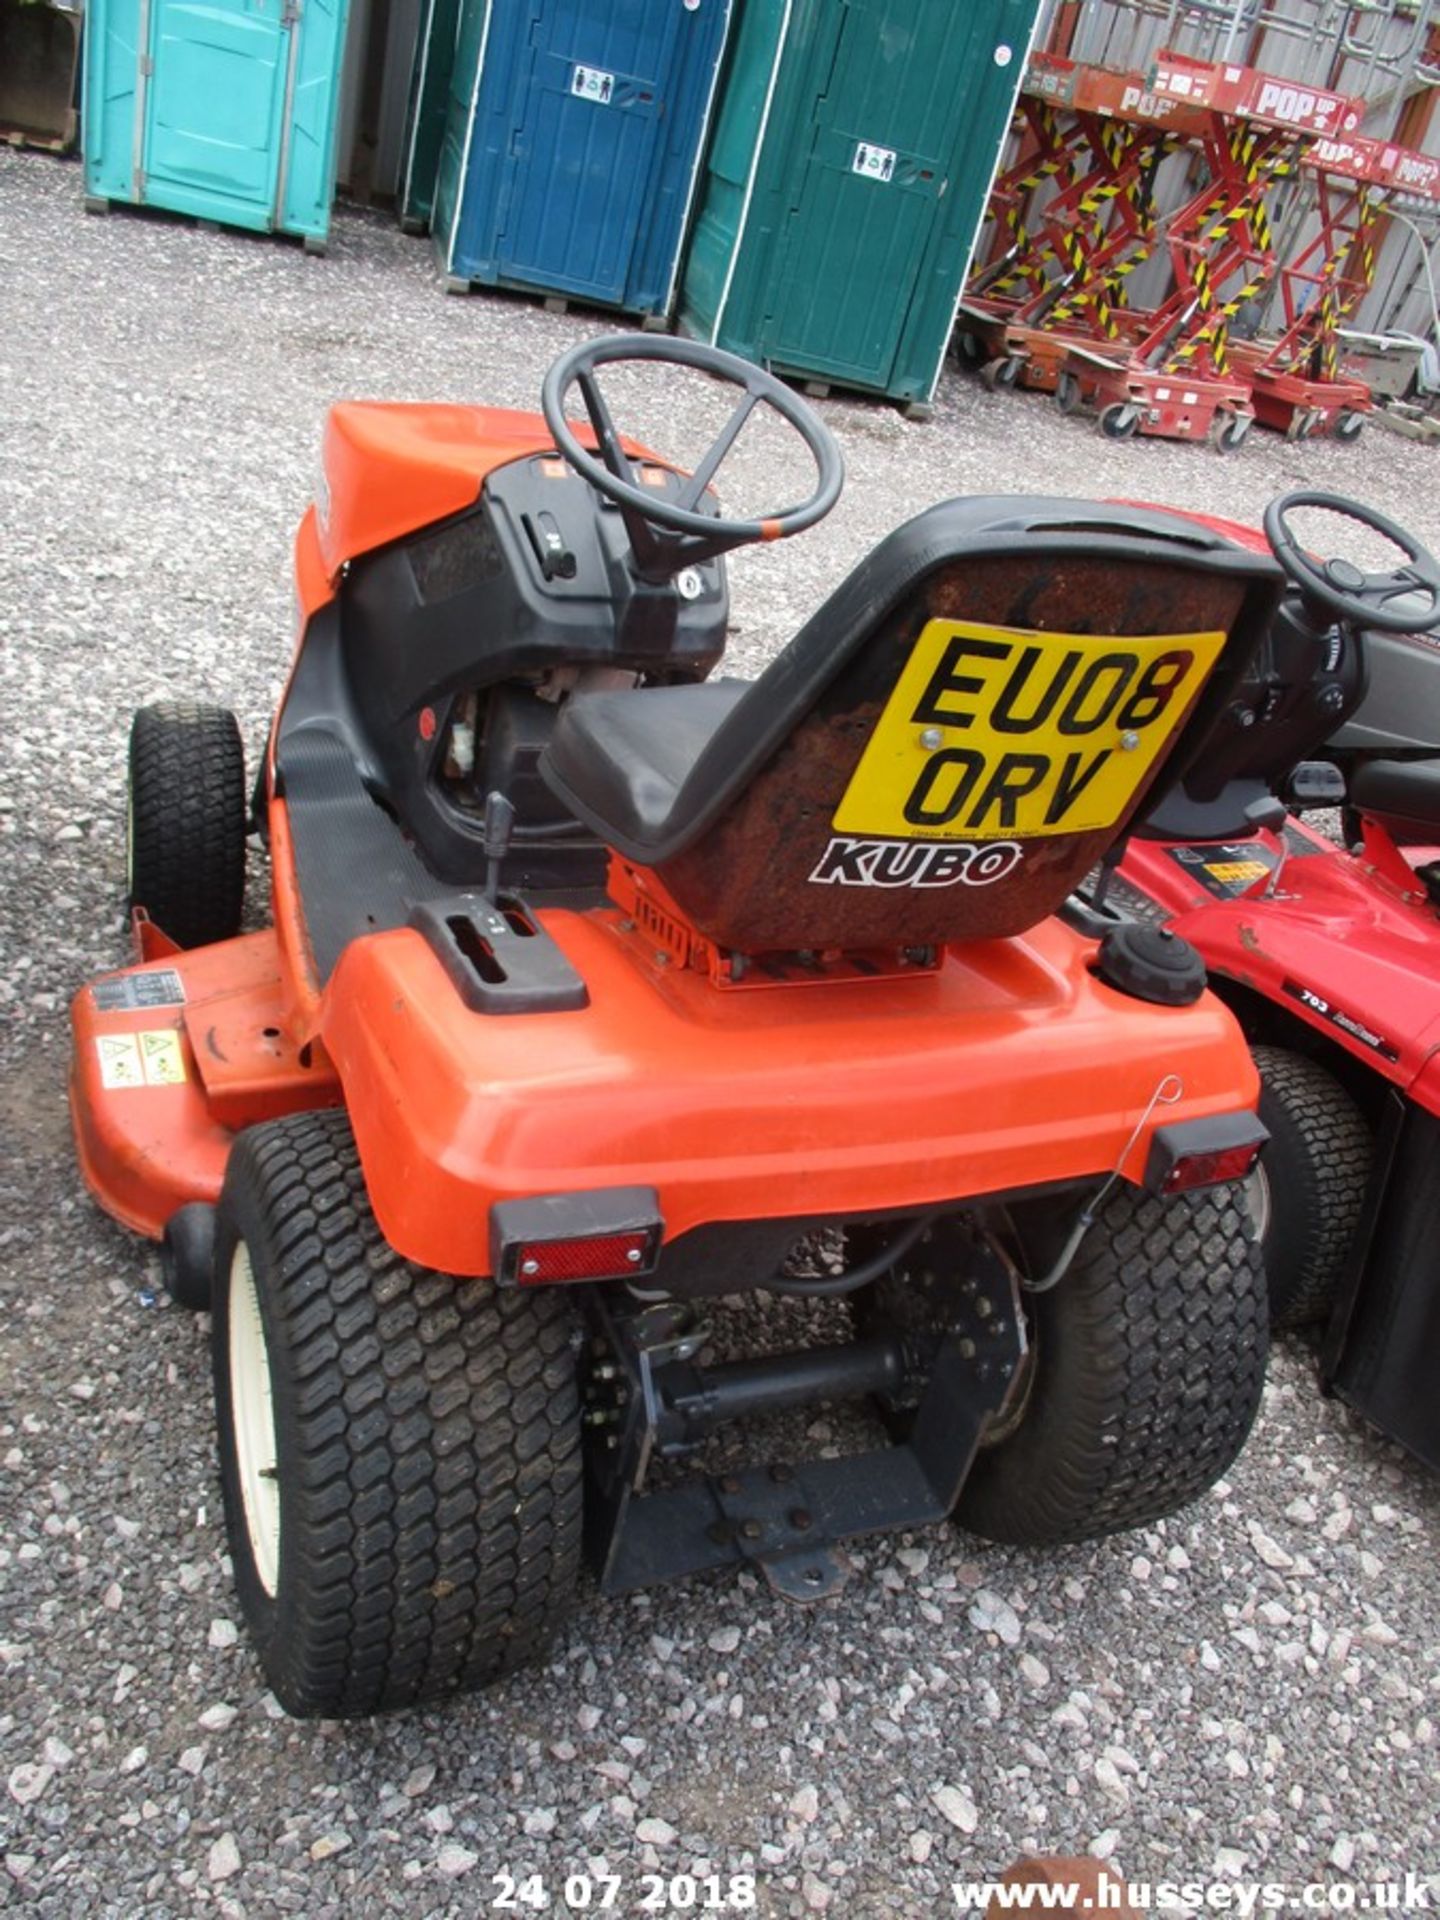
xmin=138 ymin=1030 xmax=187 ymax=1086
xmin=96 ymin=1034 xmax=144 ymax=1090
xmin=833 ymin=618 xmax=1227 ymax=842
xmin=95 ymin=1029 xmax=187 ymax=1090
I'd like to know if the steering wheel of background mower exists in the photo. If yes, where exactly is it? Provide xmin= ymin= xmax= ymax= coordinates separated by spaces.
xmin=1264 ymin=489 xmax=1440 ymax=634
xmin=540 ymin=335 xmax=844 ymax=579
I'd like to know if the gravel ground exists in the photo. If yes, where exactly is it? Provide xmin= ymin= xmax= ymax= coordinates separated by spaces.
xmin=2 ymin=148 xmax=1439 ymax=1919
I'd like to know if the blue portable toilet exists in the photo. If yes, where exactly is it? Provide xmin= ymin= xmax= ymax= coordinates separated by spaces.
xmin=83 ymin=0 xmax=350 ymax=247
xmin=433 ymin=0 xmax=732 ymax=318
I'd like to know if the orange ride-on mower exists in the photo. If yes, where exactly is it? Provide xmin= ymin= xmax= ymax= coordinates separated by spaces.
xmin=71 ymin=337 xmax=1277 ymax=1719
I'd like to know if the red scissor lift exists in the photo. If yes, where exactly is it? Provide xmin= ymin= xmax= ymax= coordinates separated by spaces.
xmin=1234 ymin=131 xmax=1440 ymax=439
xmin=956 ymin=44 xmax=1440 ymax=446
xmin=960 ymin=79 xmax=1176 ymax=396
xmin=1044 ymin=51 xmax=1365 ymax=447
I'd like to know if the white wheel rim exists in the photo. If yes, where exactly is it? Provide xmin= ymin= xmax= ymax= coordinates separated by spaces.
xmin=1241 ymin=1161 xmax=1272 ymax=1245
xmin=228 ymin=1242 xmax=281 ymax=1598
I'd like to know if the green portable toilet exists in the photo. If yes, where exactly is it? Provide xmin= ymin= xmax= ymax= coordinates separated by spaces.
xmin=679 ymin=0 xmax=1042 ymax=415
xmin=397 ymin=0 xmax=461 ymax=231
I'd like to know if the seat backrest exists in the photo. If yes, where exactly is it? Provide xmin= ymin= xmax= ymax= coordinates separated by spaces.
xmin=644 ymin=498 xmax=1283 ymax=952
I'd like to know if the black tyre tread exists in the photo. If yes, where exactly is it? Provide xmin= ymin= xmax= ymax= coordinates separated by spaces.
xmin=128 ymin=703 xmax=246 ymax=948
xmin=1251 ymin=1044 xmax=1371 ymax=1329
xmin=213 ymin=1110 xmax=583 ymax=1718
xmin=957 ymin=1185 xmax=1268 ymax=1546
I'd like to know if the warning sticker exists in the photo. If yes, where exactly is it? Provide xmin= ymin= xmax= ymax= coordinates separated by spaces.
xmin=96 ymin=1034 xmax=144 ymax=1089
xmin=833 ymin=618 xmax=1226 ymax=842
xmin=92 ymin=969 xmax=186 ymax=1013
xmin=94 ymin=1029 xmax=188 ymax=1089
xmin=1168 ymin=842 xmax=1279 ymax=898
xmin=138 ymin=1030 xmax=187 ymax=1086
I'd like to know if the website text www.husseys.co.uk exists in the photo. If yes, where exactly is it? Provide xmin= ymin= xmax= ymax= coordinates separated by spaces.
xmin=952 ymin=1872 xmax=1437 ymax=1913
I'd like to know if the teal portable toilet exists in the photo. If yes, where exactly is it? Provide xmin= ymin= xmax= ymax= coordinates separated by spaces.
xmin=83 ymin=0 xmax=350 ymax=247
xmin=432 ymin=0 xmax=732 ymax=318
xmin=679 ymin=0 xmax=1042 ymax=414
xmin=397 ymin=0 xmax=461 ymax=232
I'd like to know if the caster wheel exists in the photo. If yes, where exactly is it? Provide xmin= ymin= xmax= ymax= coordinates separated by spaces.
xmin=1334 ymin=409 xmax=1364 ymax=442
xmin=1099 ymin=401 xmax=1140 ymax=440
xmin=161 ymin=1203 xmax=217 ymax=1312
xmin=980 ymin=356 xmax=1021 ymax=393
xmin=1211 ymin=408 xmax=1253 ymax=453
xmin=1056 ymin=370 xmax=1083 ymax=416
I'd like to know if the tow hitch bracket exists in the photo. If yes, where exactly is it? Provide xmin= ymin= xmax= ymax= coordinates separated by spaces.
xmin=582 ymin=1238 xmax=1027 ymax=1597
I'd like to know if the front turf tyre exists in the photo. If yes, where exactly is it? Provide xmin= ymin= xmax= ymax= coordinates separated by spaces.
xmin=127 ymin=703 xmax=246 ymax=949
xmin=211 ymin=1110 xmax=583 ymax=1718
xmin=956 ymin=1185 xmax=1267 ymax=1546
xmin=1245 ymin=1045 xmax=1371 ymax=1330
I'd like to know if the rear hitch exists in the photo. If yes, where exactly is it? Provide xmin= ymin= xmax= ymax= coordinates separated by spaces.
xmin=580 ymin=1226 xmax=1026 ymax=1598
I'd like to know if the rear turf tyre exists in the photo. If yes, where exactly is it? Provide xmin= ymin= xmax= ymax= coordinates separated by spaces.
xmin=127 ymin=703 xmax=246 ymax=949
xmin=956 ymin=1185 xmax=1267 ymax=1545
xmin=1245 ymin=1045 xmax=1371 ymax=1329
xmin=211 ymin=1109 xmax=583 ymax=1718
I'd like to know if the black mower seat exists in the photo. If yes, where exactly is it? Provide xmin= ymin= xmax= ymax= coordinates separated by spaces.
xmin=551 ymin=680 xmax=749 ymax=846
xmin=543 ymin=496 xmax=1284 ymax=953
xmin=1349 ymin=757 xmax=1440 ymax=841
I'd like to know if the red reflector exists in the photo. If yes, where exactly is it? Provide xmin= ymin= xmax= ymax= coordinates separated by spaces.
xmin=1161 ymin=1140 xmax=1264 ymax=1194
xmin=515 ymin=1231 xmax=652 ymax=1284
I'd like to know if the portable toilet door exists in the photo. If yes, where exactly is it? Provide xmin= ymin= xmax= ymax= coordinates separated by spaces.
xmin=83 ymin=0 xmax=350 ymax=245
xmin=433 ymin=0 xmax=732 ymax=318
xmin=397 ymin=0 xmax=461 ymax=231
xmin=679 ymin=0 xmax=1042 ymax=412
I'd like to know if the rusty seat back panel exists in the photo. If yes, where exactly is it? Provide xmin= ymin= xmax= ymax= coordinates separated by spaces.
xmin=543 ymin=497 xmax=1283 ymax=953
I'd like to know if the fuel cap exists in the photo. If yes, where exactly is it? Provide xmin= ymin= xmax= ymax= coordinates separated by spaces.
xmin=1096 ymin=923 xmax=1206 ymax=1006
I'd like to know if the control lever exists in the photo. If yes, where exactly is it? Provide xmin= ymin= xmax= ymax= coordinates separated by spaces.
xmin=483 ymin=790 xmax=516 ymax=905
xmin=1244 ymin=794 xmax=1289 ymax=833
xmin=1243 ymin=792 xmax=1292 ymax=899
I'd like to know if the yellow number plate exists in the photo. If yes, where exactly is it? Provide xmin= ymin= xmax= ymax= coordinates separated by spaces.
xmin=833 ymin=618 xmax=1227 ymax=842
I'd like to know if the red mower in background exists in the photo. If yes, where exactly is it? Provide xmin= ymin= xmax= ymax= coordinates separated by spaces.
xmin=1115 ymin=491 xmax=1440 ymax=1470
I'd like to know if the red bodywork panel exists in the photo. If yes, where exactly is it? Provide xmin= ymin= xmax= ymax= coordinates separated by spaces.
xmin=71 ymin=906 xmax=1257 ymax=1272
xmin=70 ymin=933 xmax=341 ymax=1238
xmin=1121 ymin=818 xmax=1440 ymax=1113
xmin=299 ymin=402 xmax=650 ymax=617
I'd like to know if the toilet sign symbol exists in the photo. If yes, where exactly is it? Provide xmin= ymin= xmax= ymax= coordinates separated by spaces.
xmin=852 ymin=142 xmax=896 ymax=183
xmin=572 ymin=64 xmax=615 ymax=104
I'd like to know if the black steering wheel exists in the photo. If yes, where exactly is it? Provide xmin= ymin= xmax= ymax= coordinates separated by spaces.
xmin=1264 ymin=490 xmax=1440 ymax=634
xmin=540 ymin=335 xmax=844 ymax=579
